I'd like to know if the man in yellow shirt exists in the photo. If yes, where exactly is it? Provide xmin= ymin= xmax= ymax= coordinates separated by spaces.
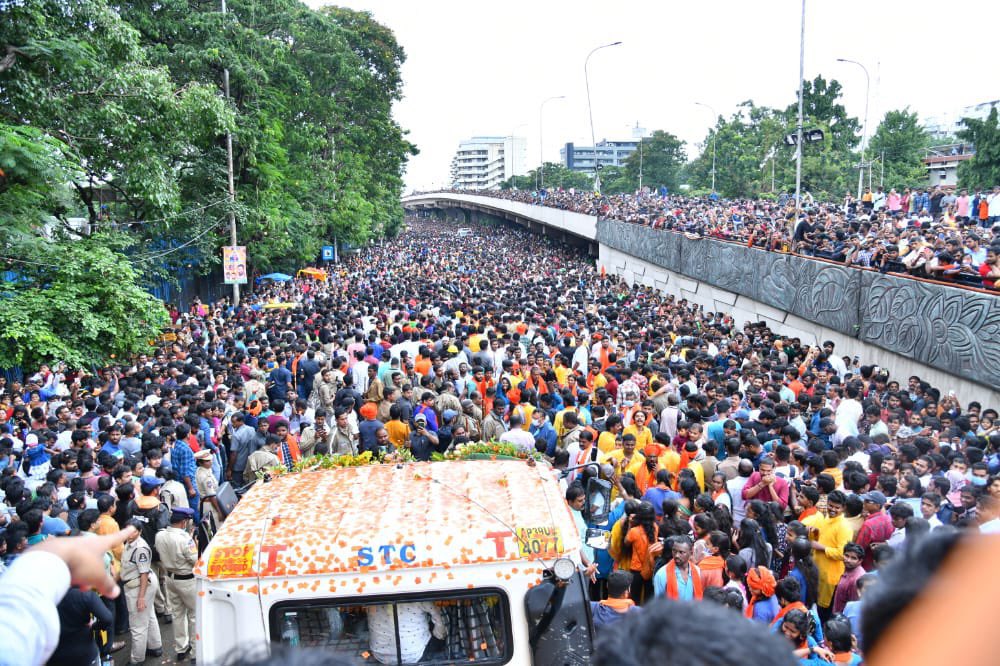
xmin=623 ymin=410 xmax=653 ymax=451
xmin=599 ymin=433 xmax=645 ymax=479
xmin=553 ymin=355 xmax=571 ymax=388
xmin=598 ymin=415 xmax=623 ymax=454
xmin=586 ymin=360 xmax=608 ymax=396
xmin=808 ymin=490 xmax=852 ymax=621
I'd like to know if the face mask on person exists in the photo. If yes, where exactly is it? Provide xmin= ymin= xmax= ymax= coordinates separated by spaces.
xmin=453 ymin=436 xmax=470 ymax=445
xmin=970 ymin=475 xmax=987 ymax=487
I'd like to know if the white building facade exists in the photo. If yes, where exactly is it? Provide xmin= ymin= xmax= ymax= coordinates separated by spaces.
xmin=450 ymin=136 xmax=528 ymax=190
xmin=560 ymin=140 xmax=639 ymax=175
xmin=922 ymin=100 xmax=999 ymax=141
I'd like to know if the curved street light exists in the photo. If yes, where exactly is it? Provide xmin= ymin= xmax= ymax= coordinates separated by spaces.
xmin=584 ymin=41 xmax=622 ymax=193
xmin=837 ymin=58 xmax=871 ymax=199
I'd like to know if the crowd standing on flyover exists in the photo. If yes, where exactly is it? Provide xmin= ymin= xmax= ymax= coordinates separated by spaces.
xmin=459 ymin=185 xmax=1000 ymax=290
xmin=0 ymin=216 xmax=998 ymax=665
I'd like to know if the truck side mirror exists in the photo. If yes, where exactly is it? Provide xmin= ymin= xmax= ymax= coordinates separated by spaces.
xmin=585 ymin=477 xmax=611 ymax=525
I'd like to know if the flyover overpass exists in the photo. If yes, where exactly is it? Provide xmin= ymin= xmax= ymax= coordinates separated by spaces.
xmin=403 ymin=192 xmax=598 ymax=255
xmin=401 ymin=191 xmax=1000 ymax=404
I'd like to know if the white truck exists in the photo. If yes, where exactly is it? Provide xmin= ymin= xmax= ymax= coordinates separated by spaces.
xmin=195 ymin=460 xmax=595 ymax=664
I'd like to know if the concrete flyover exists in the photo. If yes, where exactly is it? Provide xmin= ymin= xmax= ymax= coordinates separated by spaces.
xmin=402 ymin=192 xmax=1000 ymax=405
xmin=403 ymin=192 xmax=598 ymax=256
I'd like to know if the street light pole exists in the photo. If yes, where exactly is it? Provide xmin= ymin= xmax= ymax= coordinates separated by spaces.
xmin=695 ymin=102 xmax=718 ymax=193
xmin=504 ymin=123 xmax=528 ymax=188
xmin=221 ymin=0 xmax=239 ymax=306
xmin=793 ymin=0 xmax=806 ymax=233
xmin=638 ymin=139 xmax=643 ymax=191
xmin=538 ymin=95 xmax=565 ymax=191
xmin=837 ymin=58 xmax=870 ymax=200
xmin=584 ymin=41 xmax=622 ymax=193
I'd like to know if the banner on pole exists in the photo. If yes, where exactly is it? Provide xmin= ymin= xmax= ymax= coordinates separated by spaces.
xmin=222 ymin=246 xmax=247 ymax=284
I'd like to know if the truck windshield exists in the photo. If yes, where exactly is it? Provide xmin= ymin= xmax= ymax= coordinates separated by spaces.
xmin=270 ymin=590 xmax=512 ymax=665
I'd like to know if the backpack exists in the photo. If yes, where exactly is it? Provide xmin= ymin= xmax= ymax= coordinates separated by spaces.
xmin=134 ymin=501 xmax=171 ymax=562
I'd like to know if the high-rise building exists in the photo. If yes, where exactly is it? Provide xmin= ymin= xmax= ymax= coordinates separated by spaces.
xmin=450 ymin=136 xmax=528 ymax=190
xmin=922 ymin=100 xmax=999 ymax=141
xmin=560 ymin=140 xmax=639 ymax=174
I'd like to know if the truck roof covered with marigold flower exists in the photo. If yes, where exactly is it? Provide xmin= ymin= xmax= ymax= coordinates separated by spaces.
xmin=195 ymin=458 xmax=578 ymax=584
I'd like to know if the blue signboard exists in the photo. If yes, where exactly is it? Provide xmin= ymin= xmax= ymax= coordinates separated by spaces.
xmin=321 ymin=245 xmax=334 ymax=261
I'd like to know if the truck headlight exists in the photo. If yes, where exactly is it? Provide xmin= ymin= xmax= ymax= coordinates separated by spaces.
xmin=552 ymin=557 xmax=576 ymax=582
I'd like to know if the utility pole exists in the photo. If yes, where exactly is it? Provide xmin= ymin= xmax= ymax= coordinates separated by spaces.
xmin=695 ymin=102 xmax=718 ymax=193
xmin=793 ymin=0 xmax=806 ymax=233
xmin=221 ymin=0 xmax=239 ymax=306
xmin=638 ymin=138 xmax=643 ymax=191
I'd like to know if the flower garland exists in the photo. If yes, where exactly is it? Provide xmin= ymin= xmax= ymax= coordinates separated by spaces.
xmin=432 ymin=440 xmax=542 ymax=462
xmin=261 ymin=448 xmax=416 ymax=478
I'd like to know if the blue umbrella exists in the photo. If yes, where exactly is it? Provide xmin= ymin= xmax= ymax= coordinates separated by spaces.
xmin=258 ymin=272 xmax=293 ymax=282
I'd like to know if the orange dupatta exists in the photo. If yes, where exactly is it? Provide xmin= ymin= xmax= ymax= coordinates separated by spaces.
xmin=664 ymin=559 xmax=704 ymax=600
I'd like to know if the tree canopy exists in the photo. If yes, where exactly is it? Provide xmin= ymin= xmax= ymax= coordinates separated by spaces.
xmin=502 ymin=163 xmax=593 ymax=191
xmin=0 ymin=0 xmax=413 ymax=368
xmin=621 ymin=131 xmax=686 ymax=193
xmin=957 ymin=107 xmax=1000 ymax=190
xmin=867 ymin=108 xmax=932 ymax=190
xmin=686 ymin=76 xmax=872 ymax=198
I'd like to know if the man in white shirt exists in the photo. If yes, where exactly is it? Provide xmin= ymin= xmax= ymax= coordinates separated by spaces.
xmin=727 ymin=460 xmax=754 ymax=525
xmin=822 ymin=341 xmax=848 ymax=377
xmin=367 ymin=601 xmax=447 ymax=664
xmin=498 ymin=414 xmax=536 ymax=453
xmin=834 ymin=384 xmax=863 ymax=443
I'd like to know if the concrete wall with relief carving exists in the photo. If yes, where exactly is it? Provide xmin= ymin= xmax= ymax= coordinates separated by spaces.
xmin=597 ymin=219 xmax=1000 ymax=395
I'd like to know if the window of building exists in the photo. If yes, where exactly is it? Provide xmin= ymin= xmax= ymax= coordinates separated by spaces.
xmin=270 ymin=589 xmax=512 ymax=665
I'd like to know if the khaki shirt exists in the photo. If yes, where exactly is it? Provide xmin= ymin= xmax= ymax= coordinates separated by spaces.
xmin=300 ymin=425 xmax=335 ymax=457
xmin=196 ymin=466 xmax=218 ymax=499
xmin=247 ymin=449 xmax=280 ymax=476
xmin=330 ymin=428 xmax=357 ymax=456
xmin=435 ymin=392 xmax=462 ymax=417
xmin=121 ymin=536 xmax=154 ymax=584
xmin=155 ymin=526 xmax=197 ymax=574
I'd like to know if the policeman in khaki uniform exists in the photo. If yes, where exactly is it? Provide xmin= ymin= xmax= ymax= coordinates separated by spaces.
xmin=155 ymin=506 xmax=198 ymax=661
xmin=122 ymin=519 xmax=163 ymax=664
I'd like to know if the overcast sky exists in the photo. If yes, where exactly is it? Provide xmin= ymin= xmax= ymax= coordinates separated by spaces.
xmin=307 ymin=0 xmax=999 ymax=191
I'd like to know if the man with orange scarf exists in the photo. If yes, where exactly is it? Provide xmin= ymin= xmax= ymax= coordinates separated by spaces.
xmin=590 ymin=571 xmax=641 ymax=630
xmin=652 ymin=535 xmax=703 ymax=600
xmin=745 ymin=565 xmax=780 ymax=623
xmin=471 ymin=366 xmax=495 ymax=408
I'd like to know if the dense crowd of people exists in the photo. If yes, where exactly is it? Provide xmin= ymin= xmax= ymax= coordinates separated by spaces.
xmin=1 ymin=216 xmax=999 ymax=665
xmin=445 ymin=185 xmax=1000 ymax=290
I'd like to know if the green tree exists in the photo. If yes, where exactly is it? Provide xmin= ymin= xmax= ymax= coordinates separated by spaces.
xmin=116 ymin=0 xmax=415 ymax=270
xmin=784 ymin=76 xmax=861 ymax=197
xmin=866 ymin=108 xmax=932 ymax=190
xmin=957 ymin=107 xmax=1000 ymax=190
xmin=687 ymin=102 xmax=790 ymax=197
xmin=0 ymin=234 xmax=169 ymax=369
xmin=503 ymin=163 xmax=593 ymax=191
xmin=623 ymin=131 xmax=686 ymax=192
xmin=0 ymin=125 xmax=80 ymax=250
xmin=0 ymin=0 xmax=233 ymax=258
xmin=599 ymin=165 xmax=634 ymax=194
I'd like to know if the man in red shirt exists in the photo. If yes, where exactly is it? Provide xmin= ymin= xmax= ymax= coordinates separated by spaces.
xmin=979 ymin=246 xmax=999 ymax=289
xmin=855 ymin=491 xmax=893 ymax=570
xmin=741 ymin=457 xmax=790 ymax=509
